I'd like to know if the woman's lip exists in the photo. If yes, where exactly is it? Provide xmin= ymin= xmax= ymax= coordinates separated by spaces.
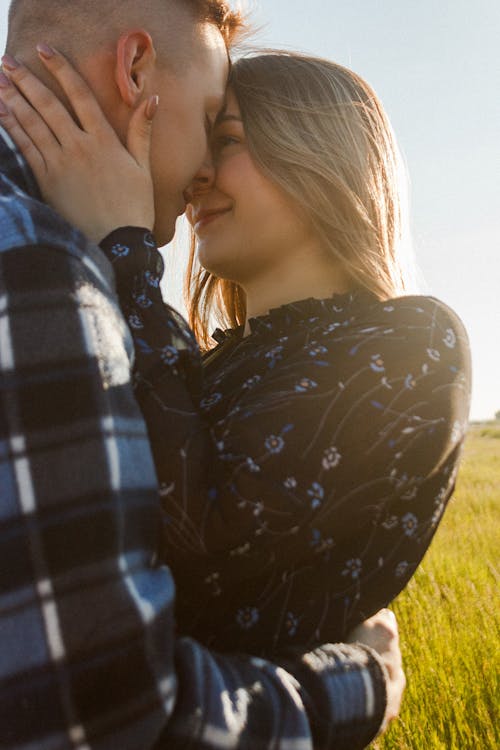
xmin=194 ymin=209 xmax=231 ymax=233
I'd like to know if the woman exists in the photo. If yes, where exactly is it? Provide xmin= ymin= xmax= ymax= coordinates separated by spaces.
xmin=0 ymin=49 xmax=471 ymax=658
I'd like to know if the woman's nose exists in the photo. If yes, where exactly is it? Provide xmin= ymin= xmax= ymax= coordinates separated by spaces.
xmin=184 ymin=150 xmax=216 ymax=203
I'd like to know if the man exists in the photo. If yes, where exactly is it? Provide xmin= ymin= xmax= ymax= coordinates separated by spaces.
xmin=0 ymin=1 xmax=405 ymax=748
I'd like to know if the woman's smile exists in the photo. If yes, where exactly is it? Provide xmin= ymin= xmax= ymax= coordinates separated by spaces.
xmin=194 ymin=206 xmax=232 ymax=234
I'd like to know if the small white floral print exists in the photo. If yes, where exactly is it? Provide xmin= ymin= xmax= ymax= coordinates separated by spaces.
xmin=134 ymin=293 xmax=153 ymax=309
xmin=111 ymin=243 xmax=130 ymax=257
xmin=308 ymin=345 xmax=328 ymax=358
xmin=284 ymin=476 xmax=297 ymax=489
xmin=265 ymin=435 xmax=285 ymax=454
xmin=324 ymin=321 xmax=341 ymax=334
xmin=128 ymin=313 xmax=143 ymax=330
xmin=243 ymin=375 xmax=262 ymax=389
xmin=443 ymin=328 xmax=456 ymax=348
xmin=395 ymin=561 xmax=409 ymax=578
xmin=342 ymin=558 xmax=362 ymax=579
xmin=401 ymin=512 xmax=418 ymax=537
xmin=200 ymin=392 xmax=222 ymax=410
xmin=427 ymin=348 xmax=441 ymax=362
xmin=144 ymin=271 xmax=160 ymax=288
xmin=295 ymin=378 xmax=318 ymax=393
xmin=253 ymin=501 xmax=264 ymax=517
xmin=265 ymin=345 xmax=284 ymax=364
xmin=370 ymin=354 xmax=385 ymax=373
xmin=246 ymin=457 xmax=261 ymax=473
xmin=236 ymin=607 xmax=259 ymax=629
xmin=322 ymin=446 xmax=341 ymax=470
xmin=401 ymin=486 xmax=418 ymax=501
xmin=405 ymin=374 xmax=416 ymax=389
xmin=382 ymin=515 xmax=399 ymax=530
xmin=160 ymin=345 xmax=179 ymax=366
xmin=307 ymin=482 xmax=324 ymax=509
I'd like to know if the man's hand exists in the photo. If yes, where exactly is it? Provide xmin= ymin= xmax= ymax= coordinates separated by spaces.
xmin=347 ymin=609 xmax=406 ymax=732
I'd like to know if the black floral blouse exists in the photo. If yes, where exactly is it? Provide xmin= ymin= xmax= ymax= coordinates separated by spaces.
xmin=101 ymin=227 xmax=472 ymax=658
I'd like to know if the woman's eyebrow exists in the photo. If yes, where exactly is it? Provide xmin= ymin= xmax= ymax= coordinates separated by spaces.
xmin=214 ymin=113 xmax=243 ymax=126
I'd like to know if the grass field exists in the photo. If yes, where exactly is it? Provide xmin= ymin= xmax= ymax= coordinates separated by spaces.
xmin=371 ymin=423 xmax=500 ymax=749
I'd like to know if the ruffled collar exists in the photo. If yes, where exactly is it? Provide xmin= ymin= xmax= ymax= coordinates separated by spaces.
xmin=211 ymin=288 xmax=376 ymax=344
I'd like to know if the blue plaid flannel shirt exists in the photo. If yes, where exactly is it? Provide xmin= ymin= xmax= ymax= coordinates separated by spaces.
xmin=0 ymin=128 xmax=388 ymax=750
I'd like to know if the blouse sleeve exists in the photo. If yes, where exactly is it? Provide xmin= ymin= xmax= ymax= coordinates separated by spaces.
xmin=99 ymin=227 xmax=471 ymax=653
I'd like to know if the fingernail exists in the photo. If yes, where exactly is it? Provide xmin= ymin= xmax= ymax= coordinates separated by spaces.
xmin=0 ymin=72 xmax=11 ymax=88
xmin=36 ymin=43 xmax=56 ymax=60
xmin=1 ymin=54 xmax=20 ymax=72
xmin=0 ymin=98 xmax=9 ymax=116
xmin=146 ymin=94 xmax=159 ymax=121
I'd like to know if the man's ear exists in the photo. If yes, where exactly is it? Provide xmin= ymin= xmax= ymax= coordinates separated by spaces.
xmin=115 ymin=30 xmax=157 ymax=107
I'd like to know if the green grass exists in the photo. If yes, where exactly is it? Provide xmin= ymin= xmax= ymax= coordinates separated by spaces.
xmin=371 ymin=424 xmax=500 ymax=750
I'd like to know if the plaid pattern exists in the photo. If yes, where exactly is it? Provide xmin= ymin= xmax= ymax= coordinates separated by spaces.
xmin=0 ymin=129 xmax=387 ymax=750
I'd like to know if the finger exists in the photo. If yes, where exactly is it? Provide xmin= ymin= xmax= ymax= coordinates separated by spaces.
xmin=0 ymin=98 xmax=47 ymax=182
xmin=2 ymin=47 xmax=109 ymax=138
xmin=380 ymin=608 xmax=397 ymax=623
xmin=0 ymin=69 xmax=62 ymax=158
xmin=1 ymin=52 xmax=83 ymax=146
xmin=126 ymin=95 xmax=159 ymax=169
xmin=36 ymin=45 xmax=113 ymax=136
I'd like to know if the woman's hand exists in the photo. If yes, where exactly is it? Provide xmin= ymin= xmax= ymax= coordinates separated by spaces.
xmin=0 ymin=45 xmax=158 ymax=244
xmin=347 ymin=609 xmax=406 ymax=732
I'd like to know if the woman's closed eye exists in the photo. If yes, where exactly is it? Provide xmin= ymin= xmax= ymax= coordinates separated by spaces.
xmin=211 ymin=128 xmax=244 ymax=158
xmin=212 ymin=134 xmax=240 ymax=152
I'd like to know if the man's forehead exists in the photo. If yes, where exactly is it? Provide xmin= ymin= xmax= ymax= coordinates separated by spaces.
xmin=199 ymin=26 xmax=229 ymax=74
xmin=191 ymin=24 xmax=230 ymax=96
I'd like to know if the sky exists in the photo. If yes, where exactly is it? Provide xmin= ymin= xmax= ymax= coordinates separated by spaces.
xmin=1 ymin=0 xmax=499 ymax=420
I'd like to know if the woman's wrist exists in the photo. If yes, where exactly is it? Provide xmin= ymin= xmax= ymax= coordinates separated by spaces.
xmin=99 ymin=226 xmax=164 ymax=283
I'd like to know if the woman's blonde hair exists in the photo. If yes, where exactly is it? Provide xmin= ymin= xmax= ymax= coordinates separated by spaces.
xmin=186 ymin=52 xmax=414 ymax=348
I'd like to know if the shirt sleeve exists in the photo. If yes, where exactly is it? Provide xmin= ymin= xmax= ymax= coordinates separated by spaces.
xmin=158 ymin=638 xmax=388 ymax=750
xmin=0 ymin=240 xmax=176 ymax=749
xmin=1 ymin=236 xmax=389 ymax=750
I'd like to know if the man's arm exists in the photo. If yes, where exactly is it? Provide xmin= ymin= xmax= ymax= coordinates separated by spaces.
xmin=0 ymin=240 xmax=176 ymax=749
xmin=0 ymin=239 xmax=394 ymax=749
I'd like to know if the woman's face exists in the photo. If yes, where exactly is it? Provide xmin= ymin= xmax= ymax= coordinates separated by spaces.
xmin=186 ymin=90 xmax=314 ymax=285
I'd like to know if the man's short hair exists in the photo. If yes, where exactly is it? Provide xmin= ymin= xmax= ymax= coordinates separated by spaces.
xmin=6 ymin=0 xmax=245 ymax=66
